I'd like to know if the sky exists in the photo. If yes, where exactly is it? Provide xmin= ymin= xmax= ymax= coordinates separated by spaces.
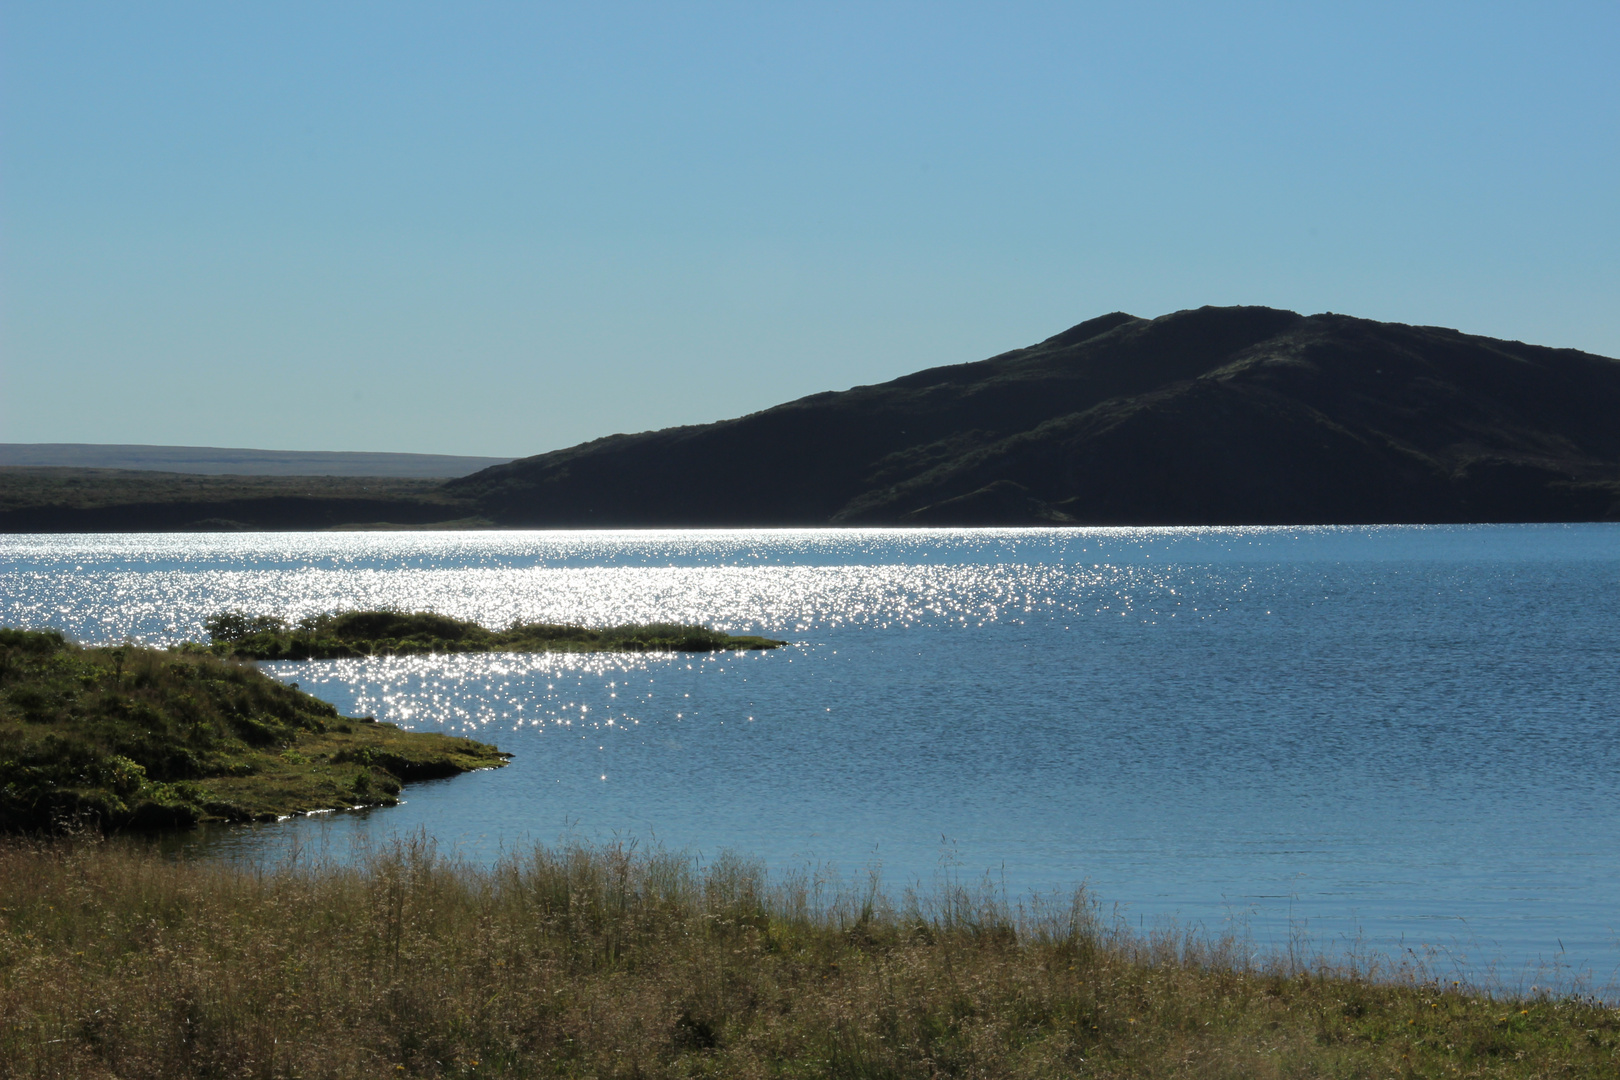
xmin=2 ymin=2 xmax=1616 ymax=457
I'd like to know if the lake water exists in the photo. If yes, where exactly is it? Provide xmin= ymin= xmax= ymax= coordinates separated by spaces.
xmin=3 ymin=526 xmax=1617 ymax=992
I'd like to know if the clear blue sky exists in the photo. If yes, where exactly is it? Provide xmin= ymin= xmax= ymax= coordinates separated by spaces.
xmin=3 ymin=2 xmax=1616 ymax=457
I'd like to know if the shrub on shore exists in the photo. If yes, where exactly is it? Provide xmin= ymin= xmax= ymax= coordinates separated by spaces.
xmin=0 ymin=836 xmax=1613 ymax=1078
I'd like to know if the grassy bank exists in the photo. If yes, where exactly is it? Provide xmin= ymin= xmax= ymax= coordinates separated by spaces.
xmin=0 ymin=630 xmax=506 ymax=831
xmin=0 ymin=838 xmax=1613 ymax=1079
xmin=204 ymin=609 xmax=786 ymax=659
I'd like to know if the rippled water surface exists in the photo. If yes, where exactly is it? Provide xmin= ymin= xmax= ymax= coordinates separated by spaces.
xmin=4 ymin=526 xmax=1618 ymax=989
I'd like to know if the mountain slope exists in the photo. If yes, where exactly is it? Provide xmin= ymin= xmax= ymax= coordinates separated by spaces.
xmin=453 ymin=305 xmax=1620 ymax=526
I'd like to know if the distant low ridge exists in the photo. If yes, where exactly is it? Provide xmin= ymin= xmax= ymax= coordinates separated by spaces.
xmin=0 ymin=443 xmax=514 ymax=478
xmin=450 ymin=306 xmax=1620 ymax=526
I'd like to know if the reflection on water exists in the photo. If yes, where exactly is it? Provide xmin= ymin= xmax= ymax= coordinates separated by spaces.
xmin=4 ymin=525 xmax=1619 ymax=991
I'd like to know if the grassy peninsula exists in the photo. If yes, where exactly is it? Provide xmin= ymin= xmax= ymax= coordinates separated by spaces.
xmin=203 ymin=609 xmax=786 ymax=659
xmin=1 ymin=837 xmax=1614 ymax=1078
xmin=0 ymin=629 xmax=506 ymax=832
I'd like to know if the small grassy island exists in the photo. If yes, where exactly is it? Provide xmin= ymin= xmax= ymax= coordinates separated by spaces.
xmin=0 ymin=628 xmax=507 ymax=832
xmin=201 ymin=608 xmax=786 ymax=660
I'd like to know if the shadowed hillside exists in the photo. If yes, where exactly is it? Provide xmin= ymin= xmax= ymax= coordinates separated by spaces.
xmin=449 ymin=306 xmax=1620 ymax=526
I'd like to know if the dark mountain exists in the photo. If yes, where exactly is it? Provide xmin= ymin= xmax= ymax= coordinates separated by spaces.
xmin=449 ymin=306 xmax=1620 ymax=526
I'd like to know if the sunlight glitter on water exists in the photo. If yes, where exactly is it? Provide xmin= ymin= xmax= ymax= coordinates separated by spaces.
xmin=4 ymin=525 xmax=1605 ymax=646
xmin=270 ymin=650 xmax=779 ymax=737
xmin=1 ymin=559 xmax=1207 ymax=645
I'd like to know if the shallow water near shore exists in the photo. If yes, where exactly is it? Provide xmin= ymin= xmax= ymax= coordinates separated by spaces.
xmin=4 ymin=525 xmax=1618 ymax=991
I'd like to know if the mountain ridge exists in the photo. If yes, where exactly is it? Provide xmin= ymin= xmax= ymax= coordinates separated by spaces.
xmin=447 ymin=306 xmax=1620 ymax=526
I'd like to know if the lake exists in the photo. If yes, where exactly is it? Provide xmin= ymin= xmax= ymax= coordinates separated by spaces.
xmin=3 ymin=525 xmax=1617 ymax=992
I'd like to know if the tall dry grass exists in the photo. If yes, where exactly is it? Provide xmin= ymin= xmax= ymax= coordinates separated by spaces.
xmin=0 ymin=834 xmax=1614 ymax=1078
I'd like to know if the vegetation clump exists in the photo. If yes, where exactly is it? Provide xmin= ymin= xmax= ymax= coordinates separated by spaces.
xmin=0 ymin=628 xmax=506 ymax=832
xmin=202 ymin=608 xmax=786 ymax=659
xmin=0 ymin=836 xmax=1614 ymax=1078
